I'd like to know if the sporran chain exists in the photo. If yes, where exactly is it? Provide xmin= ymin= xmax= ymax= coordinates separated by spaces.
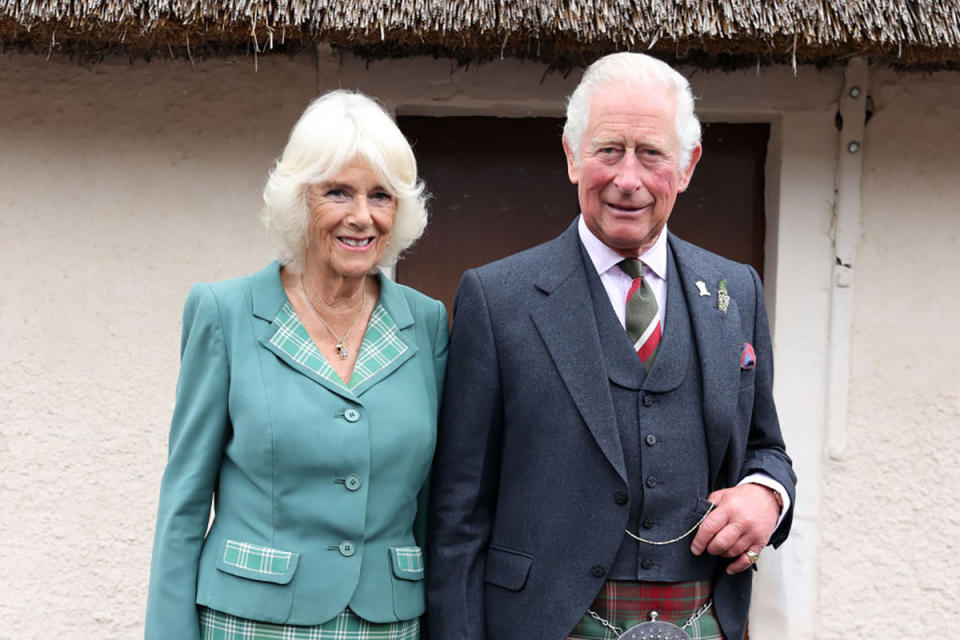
xmin=587 ymin=599 xmax=713 ymax=639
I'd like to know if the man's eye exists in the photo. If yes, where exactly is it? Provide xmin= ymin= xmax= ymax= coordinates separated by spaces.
xmin=598 ymin=147 xmax=619 ymax=155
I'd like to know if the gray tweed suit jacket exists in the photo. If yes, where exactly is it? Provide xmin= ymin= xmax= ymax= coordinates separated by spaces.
xmin=427 ymin=220 xmax=796 ymax=640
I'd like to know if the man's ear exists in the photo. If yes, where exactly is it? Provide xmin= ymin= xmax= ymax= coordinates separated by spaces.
xmin=677 ymin=143 xmax=702 ymax=193
xmin=562 ymin=137 xmax=580 ymax=185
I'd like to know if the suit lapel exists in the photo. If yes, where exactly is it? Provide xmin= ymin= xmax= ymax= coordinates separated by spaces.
xmin=668 ymin=235 xmax=741 ymax=484
xmin=530 ymin=224 xmax=627 ymax=482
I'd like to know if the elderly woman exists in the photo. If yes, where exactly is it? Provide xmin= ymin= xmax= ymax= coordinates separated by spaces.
xmin=145 ymin=90 xmax=447 ymax=640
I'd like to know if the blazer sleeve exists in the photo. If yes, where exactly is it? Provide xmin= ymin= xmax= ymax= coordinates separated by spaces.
xmin=145 ymin=283 xmax=232 ymax=640
xmin=741 ymin=266 xmax=797 ymax=546
xmin=427 ymin=270 xmax=503 ymax=640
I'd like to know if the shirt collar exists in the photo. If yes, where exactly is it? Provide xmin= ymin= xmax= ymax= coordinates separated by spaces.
xmin=577 ymin=215 xmax=669 ymax=280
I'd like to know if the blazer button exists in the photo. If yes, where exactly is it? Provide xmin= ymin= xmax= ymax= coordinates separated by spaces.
xmin=642 ymin=395 xmax=653 ymax=407
xmin=344 ymin=474 xmax=362 ymax=491
xmin=344 ymin=408 xmax=361 ymax=423
xmin=338 ymin=541 xmax=356 ymax=557
xmin=590 ymin=565 xmax=606 ymax=578
xmin=614 ymin=490 xmax=628 ymax=505
xmin=646 ymin=476 xmax=657 ymax=488
xmin=641 ymin=558 xmax=653 ymax=570
xmin=645 ymin=434 xmax=657 ymax=446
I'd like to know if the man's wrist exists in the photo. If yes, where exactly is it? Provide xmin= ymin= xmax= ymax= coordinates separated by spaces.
xmin=766 ymin=486 xmax=784 ymax=510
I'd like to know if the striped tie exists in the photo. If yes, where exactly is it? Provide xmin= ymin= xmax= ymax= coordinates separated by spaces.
xmin=620 ymin=259 xmax=661 ymax=371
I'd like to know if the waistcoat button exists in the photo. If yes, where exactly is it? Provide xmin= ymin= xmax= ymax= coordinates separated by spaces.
xmin=641 ymin=558 xmax=653 ymax=570
xmin=646 ymin=476 xmax=657 ymax=488
xmin=645 ymin=434 xmax=657 ymax=446
xmin=642 ymin=395 xmax=653 ymax=407
xmin=614 ymin=490 xmax=628 ymax=505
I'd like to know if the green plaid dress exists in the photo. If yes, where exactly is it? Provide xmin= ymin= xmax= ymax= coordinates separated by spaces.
xmin=567 ymin=580 xmax=724 ymax=640
xmin=197 ymin=301 xmax=421 ymax=639
xmin=199 ymin=607 xmax=419 ymax=640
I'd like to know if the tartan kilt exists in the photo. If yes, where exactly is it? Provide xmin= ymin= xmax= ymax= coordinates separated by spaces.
xmin=567 ymin=580 xmax=724 ymax=640
xmin=199 ymin=606 xmax=420 ymax=640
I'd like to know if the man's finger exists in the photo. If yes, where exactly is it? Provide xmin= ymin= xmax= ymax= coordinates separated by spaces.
xmin=726 ymin=549 xmax=762 ymax=575
xmin=690 ymin=505 xmax=728 ymax=556
xmin=705 ymin=521 xmax=745 ymax=557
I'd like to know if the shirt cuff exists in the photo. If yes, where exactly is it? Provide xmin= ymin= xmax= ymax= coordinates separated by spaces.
xmin=739 ymin=473 xmax=791 ymax=530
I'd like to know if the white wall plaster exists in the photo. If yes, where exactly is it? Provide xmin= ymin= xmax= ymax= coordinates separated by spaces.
xmin=819 ymin=67 xmax=960 ymax=638
xmin=0 ymin=52 xmax=316 ymax=638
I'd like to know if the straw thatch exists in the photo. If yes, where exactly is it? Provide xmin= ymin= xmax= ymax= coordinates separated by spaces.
xmin=2 ymin=0 xmax=959 ymax=66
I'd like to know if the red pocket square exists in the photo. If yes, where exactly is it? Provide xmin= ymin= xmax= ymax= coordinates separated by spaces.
xmin=740 ymin=343 xmax=757 ymax=370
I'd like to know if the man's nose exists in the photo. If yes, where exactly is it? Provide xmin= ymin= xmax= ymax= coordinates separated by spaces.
xmin=613 ymin=152 xmax=644 ymax=192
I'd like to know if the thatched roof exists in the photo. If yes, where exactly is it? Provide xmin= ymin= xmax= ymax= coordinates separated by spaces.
xmin=2 ymin=0 xmax=959 ymax=67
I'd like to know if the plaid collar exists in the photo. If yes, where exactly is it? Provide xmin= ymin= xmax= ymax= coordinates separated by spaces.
xmin=252 ymin=262 xmax=418 ymax=399
xmin=268 ymin=300 xmax=409 ymax=392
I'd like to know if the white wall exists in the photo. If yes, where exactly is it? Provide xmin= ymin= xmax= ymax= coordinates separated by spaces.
xmin=820 ymin=67 xmax=960 ymax=637
xmin=1 ymin=49 xmax=957 ymax=639
xmin=0 ymin=52 xmax=316 ymax=638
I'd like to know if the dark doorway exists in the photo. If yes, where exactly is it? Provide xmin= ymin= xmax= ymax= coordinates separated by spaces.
xmin=397 ymin=116 xmax=768 ymax=315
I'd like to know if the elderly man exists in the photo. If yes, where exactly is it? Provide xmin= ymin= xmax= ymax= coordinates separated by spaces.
xmin=427 ymin=52 xmax=796 ymax=640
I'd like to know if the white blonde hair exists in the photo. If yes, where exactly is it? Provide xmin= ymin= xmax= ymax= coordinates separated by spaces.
xmin=261 ymin=90 xmax=428 ymax=268
xmin=563 ymin=52 xmax=702 ymax=172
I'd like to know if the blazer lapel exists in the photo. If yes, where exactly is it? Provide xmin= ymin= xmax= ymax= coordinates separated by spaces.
xmin=530 ymin=224 xmax=627 ymax=482
xmin=348 ymin=275 xmax=417 ymax=396
xmin=668 ymin=235 xmax=741 ymax=485
xmin=250 ymin=263 xmax=415 ymax=403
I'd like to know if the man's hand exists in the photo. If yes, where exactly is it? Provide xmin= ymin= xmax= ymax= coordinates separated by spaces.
xmin=690 ymin=484 xmax=781 ymax=574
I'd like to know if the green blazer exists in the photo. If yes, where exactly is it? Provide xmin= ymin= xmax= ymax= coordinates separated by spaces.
xmin=145 ymin=262 xmax=448 ymax=639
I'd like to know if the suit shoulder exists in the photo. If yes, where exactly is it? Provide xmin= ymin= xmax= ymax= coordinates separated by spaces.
xmin=186 ymin=263 xmax=274 ymax=316
xmin=391 ymin=279 xmax=445 ymax=318
xmin=669 ymin=234 xmax=757 ymax=280
xmin=470 ymin=232 xmax=567 ymax=283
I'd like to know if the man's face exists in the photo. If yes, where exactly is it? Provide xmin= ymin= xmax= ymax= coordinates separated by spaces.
xmin=564 ymin=78 xmax=701 ymax=258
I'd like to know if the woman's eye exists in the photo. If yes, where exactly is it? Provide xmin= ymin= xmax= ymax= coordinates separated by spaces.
xmin=326 ymin=188 xmax=347 ymax=198
xmin=371 ymin=191 xmax=394 ymax=203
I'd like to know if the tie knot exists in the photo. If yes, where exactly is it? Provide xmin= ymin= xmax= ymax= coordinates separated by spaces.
xmin=619 ymin=258 xmax=644 ymax=280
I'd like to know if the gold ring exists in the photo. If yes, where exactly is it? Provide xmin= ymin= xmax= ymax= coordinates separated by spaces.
xmin=745 ymin=550 xmax=760 ymax=565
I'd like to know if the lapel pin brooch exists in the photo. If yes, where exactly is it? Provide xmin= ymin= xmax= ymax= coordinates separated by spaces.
xmin=717 ymin=279 xmax=730 ymax=313
xmin=695 ymin=280 xmax=711 ymax=297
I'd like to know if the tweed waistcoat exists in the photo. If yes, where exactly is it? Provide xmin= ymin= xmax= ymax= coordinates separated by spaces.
xmin=581 ymin=242 xmax=718 ymax=582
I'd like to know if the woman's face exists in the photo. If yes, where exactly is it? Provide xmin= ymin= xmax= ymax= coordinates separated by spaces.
xmin=305 ymin=158 xmax=397 ymax=280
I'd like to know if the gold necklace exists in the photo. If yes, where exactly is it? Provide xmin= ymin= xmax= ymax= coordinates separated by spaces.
xmin=299 ymin=275 xmax=366 ymax=360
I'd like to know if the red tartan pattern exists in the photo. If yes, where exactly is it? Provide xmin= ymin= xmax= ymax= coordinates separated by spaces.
xmin=567 ymin=580 xmax=724 ymax=640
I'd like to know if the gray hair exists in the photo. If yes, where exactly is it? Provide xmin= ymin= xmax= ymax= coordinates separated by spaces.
xmin=563 ymin=52 xmax=702 ymax=171
xmin=261 ymin=90 xmax=428 ymax=269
